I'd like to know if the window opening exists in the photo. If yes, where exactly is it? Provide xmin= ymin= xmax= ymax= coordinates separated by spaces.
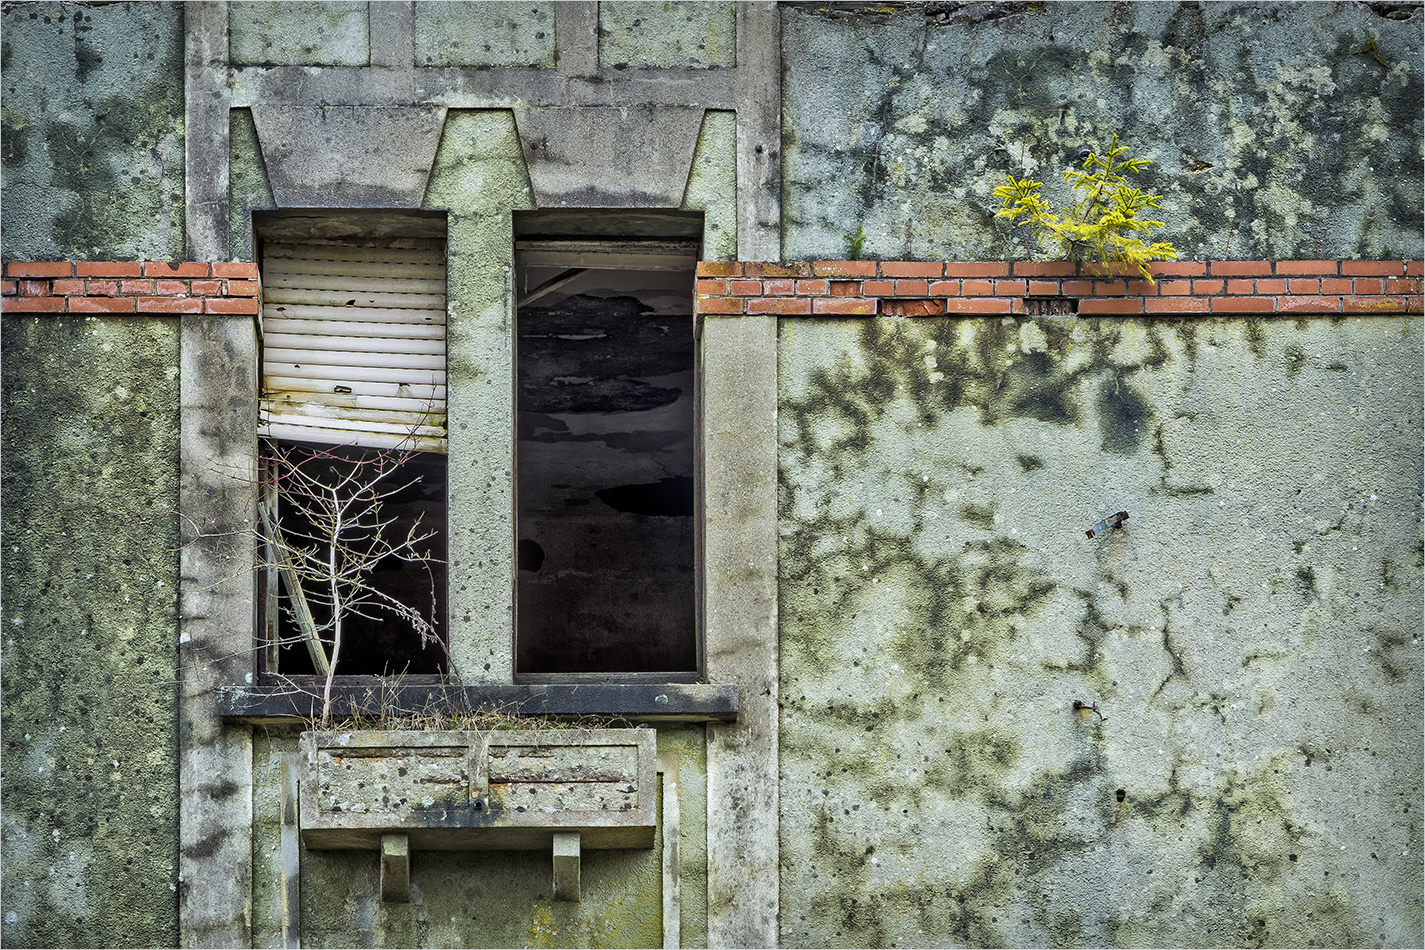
xmin=514 ymin=240 xmax=700 ymax=679
xmin=257 ymin=227 xmax=449 ymax=677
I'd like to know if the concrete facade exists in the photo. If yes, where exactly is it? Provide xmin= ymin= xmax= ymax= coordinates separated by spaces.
xmin=2 ymin=2 xmax=1422 ymax=948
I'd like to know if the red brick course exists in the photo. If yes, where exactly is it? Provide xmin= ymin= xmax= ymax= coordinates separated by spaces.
xmin=2 ymin=260 xmax=262 ymax=316
xmin=690 ymin=260 xmax=1420 ymax=319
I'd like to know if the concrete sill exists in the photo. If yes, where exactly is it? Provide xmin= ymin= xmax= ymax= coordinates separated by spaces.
xmin=219 ymin=679 xmax=738 ymax=724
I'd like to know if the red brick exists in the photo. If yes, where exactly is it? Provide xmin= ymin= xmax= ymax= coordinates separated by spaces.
xmin=945 ymin=262 xmax=1009 ymax=278
xmin=1255 ymin=278 xmax=1289 ymax=294
xmin=1149 ymin=261 xmax=1207 ymax=277
xmin=144 ymin=261 xmax=211 ymax=278
xmin=881 ymin=261 xmax=943 ymax=278
xmin=205 ymin=297 xmax=259 ymax=315
xmin=961 ymin=279 xmax=994 ymax=295
xmin=830 ymin=280 xmax=861 ymax=296
xmin=0 ymin=279 xmax=15 ymax=295
xmin=881 ymin=297 xmax=946 ymax=316
xmin=226 ymin=280 xmax=261 ymax=297
xmin=1192 ymin=279 xmax=1225 ymax=294
xmin=1407 ymin=261 xmax=1423 ymax=277
xmin=75 ymin=261 xmax=143 ymax=278
xmin=1078 ymin=297 xmax=1144 ymax=314
xmin=697 ymin=261 xmax=743 ymax=278
xmin=697 ymin=278 xmax=729 ymax=295
xmin=1350 ymin=278 xmax=1385 ymax=295
xmin=1386 ymin=278 xmax=1421 ymax=295
xmin=698 ymin=296 xmax=745 ymax=314
xmin=812 ymin=261 xmax=877 ymax=278
xmin=862 ymin=280 xmax=894 ymax=296
xmin=748 ymin=297 xmax=811 ymax=314
xmin=945 ymin=297 xmax=1013 ymax=314
xmin=1224 ymin=278 xmax=1255 ymax=294
xmin=1277 ymin=296 xmax=1338 ymax=313
xmin=1146 ymin=296 xmax=1209 ymax=314
xmin=1343 ymin=295 xmax=1409 ymax=313
xmin=1411 ymin=296 xmax=1423 ymax=314
xmin=1211 ymin=261 xmax=1272 ymax=276
xmin=729 ymin=280 xmax=762 ymax=296
xmin=1341 ymin=260 xmax=1400 ymax=276
xmin=6 ymin=261 xmax=73 ymax=278
xmin=19 ymin=280 xmax=51 ymax=297
xmin=155 ymin=280 xmax=190 ymax=296
xmin=212 ymin=261 xmax=259 ymax=279
xmin=2 ymin=296 xmax=64 ymax=312
xmin=1209 ymin=296 xmax=1275 ymax=313
xmin=894 ymin=279 xmax=929 ymax=295
xmin=120 ymin=280 xmax=155 ymax=294
xmin=1321 ymin=278 xmax=1352 ymax=294
xmin=812 ymin=297 xmax=876 ymax=315
xmin=138 ymin=296 xmax=204 ymax=314
xmin=762 ymin=278 xmax=795 ymax=296
xmin=1061 ymin=280 xmax=1094 ymax=296
xmin=1276 ymin=260 xmax=1339 ymax=275
xmin=1026 ymin=279 xmax=1061 ymax=296
xmin=1091 ymin=280 xmax=1127 ymax=296
xmin=929 ymin=280 xmax=960 ymax=295
xmin=745 ymin=261 xmax=811 ymax=278
xmin=69 ymin=296 xmax=136 ymax=313
xmin=1125 ymin=280 xmax=1158 ymax=295
xmin=85 ymin=280 xmax=121 ymax=296
xmin=796 ymin=279 xmax=829 ymax=295
xmin=994 ymin=278 xmax=1028 ymax=296
xmin=190 ymin=279 xmax=223 ymax=296
xmin=1012 ymin=261 xmax=1078 ymax=277
xmin=52 ymin=279 xmax=86 ymax=295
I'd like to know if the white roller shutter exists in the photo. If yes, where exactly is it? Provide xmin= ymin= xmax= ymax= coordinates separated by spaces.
xmin=259 ymin=240 xmax=447 ymax=453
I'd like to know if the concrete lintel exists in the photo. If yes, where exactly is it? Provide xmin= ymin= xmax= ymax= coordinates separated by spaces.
xmin=251 ymin=104 xmax=446 ymax=208
xmin=228 ymin=65 xmax=735 ymax=110
xmin=381 ymin=834 xmax=411 ymax=903
xmin=552 ymin=832 xmax=581 ymax=902
xmin=515 ymin=105 xmax=705 ymax=209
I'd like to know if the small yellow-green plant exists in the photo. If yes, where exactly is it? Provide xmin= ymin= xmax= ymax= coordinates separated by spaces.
xmin=994 ymin=135 xmax=1178 ymax=282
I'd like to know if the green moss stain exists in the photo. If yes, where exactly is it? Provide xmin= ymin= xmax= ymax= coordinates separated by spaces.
xmin=1096 ymin=377 xmax=1153 ymax=455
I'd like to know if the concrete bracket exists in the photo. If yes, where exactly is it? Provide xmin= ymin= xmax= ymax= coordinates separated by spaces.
xmin=380 ymin=834 xmax=411 ymax=903
xmin=552 ymin=832 xmax=581 ymax=902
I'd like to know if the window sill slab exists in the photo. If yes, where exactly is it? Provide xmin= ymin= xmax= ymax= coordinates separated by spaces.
xmin=220 ymin=678 xmax=738 ymax=724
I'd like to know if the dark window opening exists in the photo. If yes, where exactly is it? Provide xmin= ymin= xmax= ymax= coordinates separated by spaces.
xmin=514 ymin=237 xmax=700 ymax=678
xmin=262 ymin=441 xmax=449 ymax=677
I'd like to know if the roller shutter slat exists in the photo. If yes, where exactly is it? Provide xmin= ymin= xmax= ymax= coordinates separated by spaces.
xmin=260 ymin=241 xmax=447 ymax=452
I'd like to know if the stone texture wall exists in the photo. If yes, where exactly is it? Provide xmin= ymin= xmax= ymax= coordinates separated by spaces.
xmin=773 ymin=298 xmax=1423 ymax=947
xmin=782 ymin=1 xmax=1424 ymax=263
xmin=1 ymin=313 xmax=182 ymax=947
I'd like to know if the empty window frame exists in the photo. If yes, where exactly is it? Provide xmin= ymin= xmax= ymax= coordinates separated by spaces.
xmin=257 ymin=229 xmax=449 ymax=677
xmin=514 ymin=240 xmax=701 ymax=680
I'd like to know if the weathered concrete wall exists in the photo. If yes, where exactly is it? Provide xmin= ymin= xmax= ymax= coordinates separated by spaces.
xmin=782 ymin=1 xmax=1424 ymax=262
xmin=777 ymin=312 xmax=1423 ymax=946
xmin=1 ymin=1 xmax=185 ymax=260
xmin=1 ymin=315 xmax=183 ymax=947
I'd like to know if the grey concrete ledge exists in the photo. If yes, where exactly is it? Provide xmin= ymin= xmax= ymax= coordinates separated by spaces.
xmin=220 ymin=679 xmax=739 ymax=723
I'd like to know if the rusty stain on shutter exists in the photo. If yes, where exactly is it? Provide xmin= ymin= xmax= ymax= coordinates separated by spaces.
xmin=260 ymin=241 xmax=448 ymax=453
